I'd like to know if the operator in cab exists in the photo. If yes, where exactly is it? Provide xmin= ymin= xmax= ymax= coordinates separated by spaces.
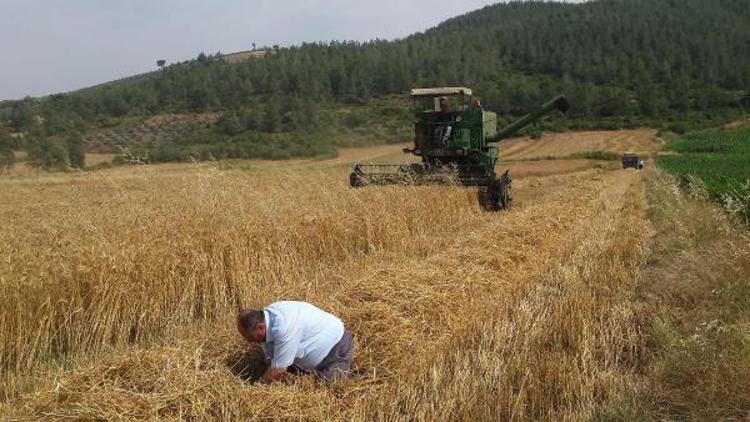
xmin=436 ymin=96 xmax=453 ymax=122
xmin=434 ymin=96 xmax=456 ymax=143
xmin=237 ymin=301 xmax=355 ymax=383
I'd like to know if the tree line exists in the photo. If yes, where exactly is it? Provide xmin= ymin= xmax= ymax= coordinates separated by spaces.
xmin=1 ymin=0 xmax=748 ymax=167
xmin=40 ymin=0 xmax=747 ymax=119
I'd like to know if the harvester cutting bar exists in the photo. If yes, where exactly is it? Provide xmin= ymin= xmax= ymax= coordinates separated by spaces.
xmin=349 ymin=164 xmax=490 ymax=187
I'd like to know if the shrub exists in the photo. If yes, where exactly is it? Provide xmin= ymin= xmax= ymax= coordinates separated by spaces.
xmin=667 ymin=122 xmax=686 ymax=134
xmin=65 ymin=133 xmax=86 ymax=169
xmin=27 ymin=135 xmax=70 ymax=169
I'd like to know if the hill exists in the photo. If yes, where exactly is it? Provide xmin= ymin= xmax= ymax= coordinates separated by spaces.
xmin=2 ymin=0 xmax=749 ymax=168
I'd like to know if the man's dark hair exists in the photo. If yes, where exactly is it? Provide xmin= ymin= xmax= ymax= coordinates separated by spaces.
xmin=237 ymin=309 xmax=265 ymax=331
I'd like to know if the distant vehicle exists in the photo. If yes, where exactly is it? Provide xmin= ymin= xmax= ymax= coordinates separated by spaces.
xmin=622 ymin=152 xmax=644 ymax=169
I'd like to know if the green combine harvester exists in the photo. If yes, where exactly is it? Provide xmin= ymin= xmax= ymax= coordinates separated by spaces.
xmin=349 ymin=87 xmax=569 ymax=210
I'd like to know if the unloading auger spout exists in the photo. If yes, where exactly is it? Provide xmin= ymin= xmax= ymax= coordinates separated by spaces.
xmin=489 ymin=95 xmax=569 ymax=143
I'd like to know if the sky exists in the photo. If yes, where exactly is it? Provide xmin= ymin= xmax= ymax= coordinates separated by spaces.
xmin=0 ymin=1 xmax=580 ymax=101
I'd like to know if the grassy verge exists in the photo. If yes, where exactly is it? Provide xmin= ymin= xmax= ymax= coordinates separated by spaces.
xmin=611 ymin=170 xmax=750 ymax=420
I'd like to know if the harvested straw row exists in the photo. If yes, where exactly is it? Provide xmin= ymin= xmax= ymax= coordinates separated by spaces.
xmin=366 ymin=169 xmax=649 ymax=420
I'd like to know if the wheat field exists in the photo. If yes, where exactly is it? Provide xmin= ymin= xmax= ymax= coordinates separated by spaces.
xmin=1 ymin=133 xmax=652 ymax=420
xmin=501 ymin=128 xmax=662 ymax=160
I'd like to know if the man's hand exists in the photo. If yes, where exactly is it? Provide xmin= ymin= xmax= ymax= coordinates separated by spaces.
xmin=261 ymin=366 xmax=287 ymax=384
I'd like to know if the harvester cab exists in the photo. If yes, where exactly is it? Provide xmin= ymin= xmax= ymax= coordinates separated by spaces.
xmin=407 ymin=87 xmax=485 ymax=171
xmin=350 ymin=87 xmax=569 ymax=210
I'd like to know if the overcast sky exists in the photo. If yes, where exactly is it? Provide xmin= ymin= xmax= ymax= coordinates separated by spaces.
xmin=1 ymin=1 xmax=581 ymax=101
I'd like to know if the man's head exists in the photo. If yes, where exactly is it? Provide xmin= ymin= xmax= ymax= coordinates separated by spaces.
xmin=237 ymin=309 xmax=266 ymax=343
xmin=439 ymin=97 xmax=450 ymax=112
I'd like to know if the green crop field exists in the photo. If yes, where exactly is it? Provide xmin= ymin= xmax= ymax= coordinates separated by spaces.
xmin=658 ymin=125 xmax=750 ymax=222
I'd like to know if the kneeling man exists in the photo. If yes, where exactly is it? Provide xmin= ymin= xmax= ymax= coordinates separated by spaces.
xmin=237 ymin=301 xmax=354 ymax=383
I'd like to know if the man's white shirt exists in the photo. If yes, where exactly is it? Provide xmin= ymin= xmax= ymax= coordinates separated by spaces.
xmin=261 ymin=301 xmax=344 ymax=371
